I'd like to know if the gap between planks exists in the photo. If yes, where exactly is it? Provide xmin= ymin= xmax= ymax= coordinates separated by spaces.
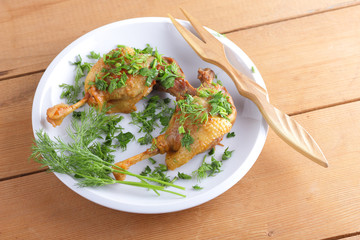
xmin=222 ymin=0 xmax=360 ymax=35
xmin=0 ymin=69 xmax=45 ymax=82
xmin=1 ymin=1 xmax=360 ymax=82
xmin=0 ymin=169 xmax=46 ymax=182
xmin=322 ymin=231 xmax=360 ymax=240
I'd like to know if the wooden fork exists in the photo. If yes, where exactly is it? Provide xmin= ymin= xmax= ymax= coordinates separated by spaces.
xmin=169 ymin=8 xmax=328 ymax=168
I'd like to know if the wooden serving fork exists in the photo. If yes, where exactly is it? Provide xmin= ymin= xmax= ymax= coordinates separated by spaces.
xmin=169 ymin=9 xmax=328 ymax=167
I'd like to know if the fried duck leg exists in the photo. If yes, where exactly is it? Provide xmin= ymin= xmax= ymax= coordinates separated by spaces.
xmin=113 ymin=68 xmax=237 ymax=180
xmin=46 ymin=46 xmax=190 ymax=127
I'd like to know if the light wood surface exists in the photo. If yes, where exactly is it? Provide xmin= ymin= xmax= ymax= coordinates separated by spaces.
xmin=1 ymin=1 xmax=360 ymax=239
xmin=169 ymin=8 xmax=328 ymax=168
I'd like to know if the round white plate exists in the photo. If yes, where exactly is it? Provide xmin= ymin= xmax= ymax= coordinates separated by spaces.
xmin=32 ymin=17 xmax=268 ymax=214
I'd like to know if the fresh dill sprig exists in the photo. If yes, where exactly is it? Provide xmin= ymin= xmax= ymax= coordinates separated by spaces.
xmin=30 ymin=107 xmax=185 ymax=197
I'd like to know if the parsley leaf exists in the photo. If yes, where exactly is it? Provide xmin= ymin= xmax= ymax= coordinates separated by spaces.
xmin=139 ymin=67 xmax=158 ymax=86
xmin=88 ymin=51 xmax=101 ymax=60
xmin=208 ymin=91 xmax=233 ymax=119
xmin=178 ymin=172 xmax=192 ymax=180
xmin=193 ymin=155 xmax=223 ymax=180
xmin=226 ymin=132 xmax=235 ymax=138
xmin=193 ymin=185 xmax=203 ymax=190
xmin=130 ymin=96 xmax=174 ymax=144
xmin=222 ymin=147 xmax=234 ymax=160
xmin=60 ymin=54 xmax=91 ymax=104
xmin=115 ymin=132 xmax=134 ymax=150
xmin=181 ymin=131 xmax=194 ymax=151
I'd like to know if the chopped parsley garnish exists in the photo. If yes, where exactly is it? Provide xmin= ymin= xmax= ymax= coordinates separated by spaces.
xmin=91 ymin=74 xmax=108 ymax=91
xmin=115 ymin=131 xmax=134 ymax=150
xmin=140 ymin=164 xmax=173 ymax=186
xmin=175 ymin=95 xmax=208 ymax=151
xmin=251 ymin=66 xmax=256 ymax=73
xmin=176 ymin=94 xmax=208 ymax=128
xmin=181 ymin=131 xmax=194 ymax=151
xmin=208 ymin=91 xmax=233 ymax=120
xmin=227 ymin=132 xmax=235 ymax=138
xmin=193 ymin=155 xmax=222 ymax=180
xmin=60 ymin=55 xmax=92 ymax=104
xmin=208 ymin=148 xmax=215 ymax=155
xmin=88 ymin=51 xmax=101 ymax=60
xmin=130 ymin=95 xmax=174 ymax=145
xmin=156 ymin=62 xmax=181 ymax=89
xmin=92 ymin=44 xmax=183 ymax=93
xmin=148 ymin=158 xmax=157 ymax=164
xmin=139 ymin=67 xmax=158 ymax=86
xmin=192 ymin=185 xmax=203 ymax=190
xmin=177 ymin=172 xmax=192 ymax=180
xmin=197 ymin=88 xmax=232 ymax=120
xmin=222 ymin=147 xmax=234 ymax=160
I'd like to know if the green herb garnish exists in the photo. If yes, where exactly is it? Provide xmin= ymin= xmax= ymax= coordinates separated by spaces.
xmin=222 ymin=147 xmax=234 ymax=160
xmin=193 ymin=155 xmax=223 ymax=180
xmin=226 ymin=132 xmax=235 ymax=138
xmin=181 ymin=130 xmax=194 ymax=151
xmin=148 ymin=158 xmax=157 ymax=164
xmin=88 ymin=51 xmax=101 ymax=60
xmin=60 ymin=55 xmax=91 ymax=104
xmin=192 ymin=185 xmax=203 ymax=190
xmin=31 ymin=107 xmax=185 ymax=197
xmin=130 ymin=95 xmax=174 ymax=145
xmin=208 ymin=91 xmax=232 ymax=120
xmin=208 ymin=148 xmax=215 ymax=155
xmin=251 ymin=66 xmax=256 ymax=73
xmin=178 ymin=172 xmax=192 ymax=180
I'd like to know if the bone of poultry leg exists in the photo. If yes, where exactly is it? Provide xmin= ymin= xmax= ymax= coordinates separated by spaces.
xmin=113 ymin=148 xmax=159 ymax=181
xmin=46 ymin=93 xmax=90 ymax=127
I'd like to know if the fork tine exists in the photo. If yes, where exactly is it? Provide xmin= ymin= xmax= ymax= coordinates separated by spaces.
xmin=180 ymin=8 xmax=216 ymax=44
xmin=168 ymin=14 xmax=205 ymax=54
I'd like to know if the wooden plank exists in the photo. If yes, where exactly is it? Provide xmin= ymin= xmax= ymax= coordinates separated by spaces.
xmin=228 ymin=4 xmax=360 ymax=115
xmin=1 ymin=101 xmax=359 ymax=239
xmin=1 ymin=0 xmax=359 ymax=79
xmin=0 ymin=73 xmax=41 ymax=179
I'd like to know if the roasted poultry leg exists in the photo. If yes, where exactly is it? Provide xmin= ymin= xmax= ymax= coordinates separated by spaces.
xmin=113 ymin=68 xmax=237 ymax=180
xmin=46 ymin=46 xmax=190 ymax=127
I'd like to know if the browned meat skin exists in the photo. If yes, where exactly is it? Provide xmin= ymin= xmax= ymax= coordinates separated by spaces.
xmin=154 ymin=57 xmax=197 ymax=100
xmin=113 ymin=68 xmax=237 ymax=180
xmin=84 ymin=48 xmax=156 ymax=113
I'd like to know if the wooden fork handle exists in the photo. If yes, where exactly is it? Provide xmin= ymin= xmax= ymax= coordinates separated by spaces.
xmin=221 ymin=60 xmax=329 ymax=167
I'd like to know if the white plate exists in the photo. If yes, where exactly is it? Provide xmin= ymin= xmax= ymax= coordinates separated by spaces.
xmin=32 ymin=17 xmax=268 ymax=214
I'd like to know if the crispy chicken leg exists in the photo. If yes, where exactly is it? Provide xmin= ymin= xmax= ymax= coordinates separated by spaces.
xmin=113 ymin=68 xmax=237 ymax=180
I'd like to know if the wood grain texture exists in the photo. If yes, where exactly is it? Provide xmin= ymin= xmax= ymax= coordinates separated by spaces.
xmin=2 ymin=5 xmax=360 ymax=178
xmin=229 ymin=5 xmax=360 ymax=115
xmin=0 ymin=0 xmax=359 ymax=79
xmin=1 ymin=1 xmax=360 ymax=239
xmin=0 ymin=73 xmax=41 ymax=179
xmin=1 ymin=101 xmax=359 ymax=239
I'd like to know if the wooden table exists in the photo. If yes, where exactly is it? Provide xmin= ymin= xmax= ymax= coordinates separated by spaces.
xmin=1 ymin=1 xmax=360 ymax=239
